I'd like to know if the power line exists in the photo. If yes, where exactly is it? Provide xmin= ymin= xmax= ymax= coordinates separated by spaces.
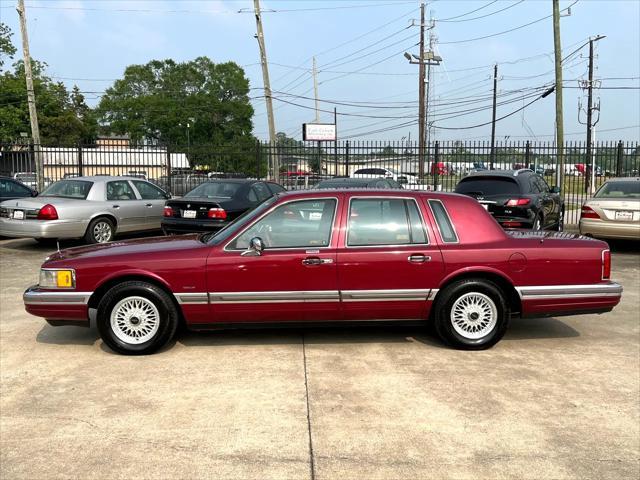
xmin=439 ymin=1 xmax=579 ymax=45
xmin=436 ymin=1 xmax=498 ymax=21
xmin=438 ymin=1 xmax=525 ymax=23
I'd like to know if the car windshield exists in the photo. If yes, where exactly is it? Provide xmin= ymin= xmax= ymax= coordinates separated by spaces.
xmin=204 ymin=196 xmax=278 ymax=244
xmin=185 ymin=182 xmax=241 ymax=198
xmin=40 ymin=180 xmax=93 ymax=199
xmin=594 ymin=181 xmax=640 ymax=199
xmin=455 ymin=177 xmax=520 ymax=196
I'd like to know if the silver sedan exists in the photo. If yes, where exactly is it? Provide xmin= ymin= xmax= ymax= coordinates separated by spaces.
xmin=0 ymin=176 xmax=170 ymax=244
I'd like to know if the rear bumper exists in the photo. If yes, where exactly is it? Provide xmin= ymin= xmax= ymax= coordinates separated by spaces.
xmin=0 ymin=217 xmax=87 ymax=239
xmin=23 ymin=285 xmax=90 ymax=323
xmin=516 ymin=282 xmax=623 ymax=318
xmin=579 ymin=218 xmax=640 ymax=240
xmin=161 ymin=217 xmax=228 ymax=233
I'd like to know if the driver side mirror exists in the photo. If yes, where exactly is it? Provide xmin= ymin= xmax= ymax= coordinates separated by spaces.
xmin=550 ymin=186 xmax=561 ymax=194
xmin=241 ymin=236 xmax=264 ymax=256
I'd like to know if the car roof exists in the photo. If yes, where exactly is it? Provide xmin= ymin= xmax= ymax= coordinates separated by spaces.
xmin=318 ymin=178 xmax=383 ymax=185
xmin=603 ymin=177 xmax=639 ymax=182
xmin=464 ymin=169 xmax=533 ymax=179
xmin=277 ymin=188 xmax=461 ymax=200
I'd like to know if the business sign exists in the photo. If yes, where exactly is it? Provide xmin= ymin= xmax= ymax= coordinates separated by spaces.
xmin=303 ymin=123 xmax=337 ymax=141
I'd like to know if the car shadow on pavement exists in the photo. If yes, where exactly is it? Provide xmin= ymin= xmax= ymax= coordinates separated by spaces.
xmin=36 ymin=324 xmax=99 ymax=346
xmin=505 ymin=317 xmax=579 ymax=340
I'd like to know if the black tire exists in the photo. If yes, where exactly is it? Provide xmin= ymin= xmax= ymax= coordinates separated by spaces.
xmin=85 ymin=217 xmax=115 ymax=244
xmin=433 ymin=279 xmax=509 ymax=350
xmin=96 ymin=281 xmax=179 ymax=355
xmin=532 ymin=214 xmax=542 ymax=231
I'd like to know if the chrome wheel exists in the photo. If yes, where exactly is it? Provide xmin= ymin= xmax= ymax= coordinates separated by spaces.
xmin=533 ymin=217 xmax=542 ymax=231
xmin=450 ymin=292 xmax=498 ymax=340
xmin=93 ymin=221 xmax=112 ymax=243
xmin=110 ymin=296 xmax=160 ymax=345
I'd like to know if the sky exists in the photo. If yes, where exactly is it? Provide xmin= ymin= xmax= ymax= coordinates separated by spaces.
xmin=0 ymin=0 xmax=639 ymax=143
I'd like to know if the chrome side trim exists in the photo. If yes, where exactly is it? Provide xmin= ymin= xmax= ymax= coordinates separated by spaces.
xmin=23 ymin=289 xmax=92 ymax=305
xmin=175 ymin=293 xmax=209 ymax=305
xmin=516 ymin=282 xmax=623 ymax=300
xmin=341 ymin=289 xmax=431 ymax=302
xmin=209 ymin=290 xmax=340 ymax=304
xmin=427 ymin=289 xmax=439 ymax=301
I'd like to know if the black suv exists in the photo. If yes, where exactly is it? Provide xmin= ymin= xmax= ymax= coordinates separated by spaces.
xmin=455 ymin=169 xmax=564 ymax=231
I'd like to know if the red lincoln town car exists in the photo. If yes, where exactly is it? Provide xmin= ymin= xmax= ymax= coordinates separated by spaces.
xmin=23 ymin=189 xmax=622 ymax=355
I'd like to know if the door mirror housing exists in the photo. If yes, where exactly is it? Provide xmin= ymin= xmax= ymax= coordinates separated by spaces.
xmin=241 ymin=236 xmax=265 ymax=256
xmin=550 ymin=186 xmax=561 ymax=194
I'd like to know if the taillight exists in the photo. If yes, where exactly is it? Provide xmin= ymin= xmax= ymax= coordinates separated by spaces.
xmin=505 ymin=198 xmax=531 ymax=207
xmin=501 ymin=221 xmax=522 ymax=228
xmin=207 ymin=207 xmax=227 ymax=219
xmin=581 ymin=205 xmax=600 ymax=219
xmin=37 ymin=204 xmax=58 ymax=220
xmin=602 ymin=249 xmax=611 ymax=280
xmin=163 ymin=206 xmax=173 ymax=217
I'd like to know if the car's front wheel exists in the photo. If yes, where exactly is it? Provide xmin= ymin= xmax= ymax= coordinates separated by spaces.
xmin=433 ymin=279 xmax=509 ymax=350
xmin=96 ymin=281 xmax=179 ymax=355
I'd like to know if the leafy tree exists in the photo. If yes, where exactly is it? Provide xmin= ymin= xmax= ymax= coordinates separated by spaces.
xmin=97 ymin=57 xmax=254 ymax=153
xmin=0 ymin=22 xmax=16 ymax=69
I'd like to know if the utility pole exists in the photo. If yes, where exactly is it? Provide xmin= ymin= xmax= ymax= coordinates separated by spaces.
xmin=424 ymin=16 xmax=436 ymax=155
xmin=552 ymin=0 xmax=564 ymax=189
xmin=490 ymin=64 xmax=498 ymax=169
xmin=313 ymin=57 xmax=320 ymax=123
xmin=16 ymin=0 xmax=43 ymax=191
xmin=253 ymin=0 xmax=278 ymax=181
xmin=417 ymin=2 xmax=426 ymax=182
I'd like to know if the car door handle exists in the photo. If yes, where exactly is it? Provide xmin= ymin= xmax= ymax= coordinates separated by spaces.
xmin=408 ymin=254 xmax=431 ymax=263
xmin=146 ymin=203 xmax=153 ymax=208
xmin=112 ymin=205 xmax=120 ymax=209
xmin=302 ymin=257 xmax=333 ymax=265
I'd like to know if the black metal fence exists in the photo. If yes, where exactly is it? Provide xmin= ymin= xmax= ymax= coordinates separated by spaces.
xmin=1 ymin=140 xmax=638 ymax=222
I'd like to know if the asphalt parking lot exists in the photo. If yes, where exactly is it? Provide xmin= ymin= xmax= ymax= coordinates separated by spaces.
xmin=0 ymin=236 xmax=638 ymax=480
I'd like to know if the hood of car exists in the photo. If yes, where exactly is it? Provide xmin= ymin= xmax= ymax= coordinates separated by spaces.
xmin=45 ymin=234 xmax=205 ymax=264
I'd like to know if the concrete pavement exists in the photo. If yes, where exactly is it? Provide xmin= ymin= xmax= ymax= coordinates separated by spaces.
xmin=1 ymin=237 xmax=638 ymax=479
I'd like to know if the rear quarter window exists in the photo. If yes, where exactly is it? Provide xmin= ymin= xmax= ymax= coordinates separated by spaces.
xmin=428 ymin=200 xmax=458 ymax=243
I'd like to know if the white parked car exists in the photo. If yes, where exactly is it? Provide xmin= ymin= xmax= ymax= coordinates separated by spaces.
xmin=350 ymin=167 xmax=421 ymax=189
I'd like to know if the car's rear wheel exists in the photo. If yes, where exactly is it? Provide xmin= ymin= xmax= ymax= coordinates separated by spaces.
xmin=532 ymin=214 xmax=542 ymax=231
xmin=433 ymin=279 xmax=509 ymax=350
xmin=85 ymin=217 xmax=114 ymax=244
xmin=96 ymin=281 xmax=179 ymax=355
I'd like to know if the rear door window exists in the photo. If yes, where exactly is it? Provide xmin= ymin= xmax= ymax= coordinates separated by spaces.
xmin=131 ymin=180 xmax=167 ymax=200
xmin=252 ymin=182 xmax=272 ymax=202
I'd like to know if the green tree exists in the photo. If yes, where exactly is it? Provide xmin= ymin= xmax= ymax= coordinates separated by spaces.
xmin=97 ymin=57 xmax=254 ymax=150
xmin=0 ymin=22 xmax=17 ymax=69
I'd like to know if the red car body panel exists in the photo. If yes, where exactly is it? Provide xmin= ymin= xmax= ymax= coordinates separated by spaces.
xmin=24 ymin=190 xmax=622 ymax=327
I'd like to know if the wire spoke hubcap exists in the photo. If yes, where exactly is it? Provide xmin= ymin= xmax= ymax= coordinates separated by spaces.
xmin=94 ymin=222 xmax=112 ymax=243
xmin=110 ymin=296 xmax=160 ymax=345
xmin=450 ymin=292 xmax=498 ymax=340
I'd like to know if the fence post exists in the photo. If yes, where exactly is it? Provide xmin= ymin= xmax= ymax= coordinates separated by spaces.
xmin=616 ymin=140 xmax=624 ymax=177
xmin=77 ymin=142 xmax=83 ymax=177
xmin=433 ymin=140 xmax=440 ymax=191
xmin=525 ymin=141 xmax=531 ymax=168
xmin=255 ymin=139 xmax=261 ymax=179
xmin=345 ymin=141 xmax=350 ymax=176
xmin=165 ymin=144 xmax=172 ymax=193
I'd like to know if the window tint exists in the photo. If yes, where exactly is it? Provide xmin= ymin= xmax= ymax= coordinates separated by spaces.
xmin=455 ymin=177 xmax=520 ymax=196
xmin=348 ymin=198 xmax=426 ymax=246
xmin=185 ymin=182 xmax=240 ymax=198
xmin=132 ymin=180 xmax=166 ymax=200
xmin=267 ymin=182 xmax=286 ymax=194
xmin=41 ymin=180 xmax=93 ymax=199
xmin=106 ymin=181 xmax=136 ymax=201
xmin=529 ymin=178 xmax=541 ymax=194
xmin=429 ymin=200 xmax=458 ymax=243
xmin=252 ymin=182 xmax=272 ymax=202
xmin=231 ymin=199 xmax=336 ymax=250
xmin=247 ymin=188 xmax=258 ymax=202
xmin=536 ymin=176 xmax=550 ymax=193
xmin=0 ymin=179 xmax=32 ymax=197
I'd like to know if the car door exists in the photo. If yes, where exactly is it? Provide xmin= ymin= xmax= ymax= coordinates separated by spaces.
xmin=337 ymin=196 xmax=445 ymax=321
xmin=105 ymin=180 xmax=146 ymax=232
xmin=207 ymin=196 xmax=341 ymax=323
xmin=130 ymin=180 xmax=169 ymax=229
xmin=537 ymin=176 xmax=559 ymax=227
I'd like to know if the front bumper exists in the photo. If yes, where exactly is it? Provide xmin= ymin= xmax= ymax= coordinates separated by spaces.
xmin=579 ymin=218 xmax=640 ymax=240
xmin=161 ymin=217 xmax=228 ymax=233
xmin=0 ymin=217 xmax=87 ymax=239
xmin=23 ymin=285 xmax=90 ymax=323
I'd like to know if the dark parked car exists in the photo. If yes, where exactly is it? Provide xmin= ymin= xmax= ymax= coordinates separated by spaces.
xmin=0 ymin=176 xmax=38 ymax=201
xmin=455 ymin=169 xmax=564 ymax=231
xmin=162 ymin=179 xmax=286 ymax=234
xmin=315 ymin=177 xmax=402 ymax=189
